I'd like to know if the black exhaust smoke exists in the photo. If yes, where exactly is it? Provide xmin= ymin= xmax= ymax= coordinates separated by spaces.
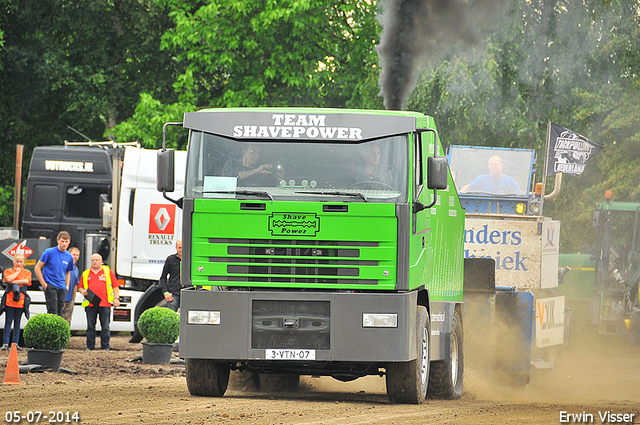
xmin=377 ymin=0 xmax=499 ymax=110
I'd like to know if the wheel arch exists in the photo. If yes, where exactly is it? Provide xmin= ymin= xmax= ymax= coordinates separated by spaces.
xmin=417 ymin=287 xmax=430 ymax=316
xmin=429 ymin=300 xmax=461 ymax=363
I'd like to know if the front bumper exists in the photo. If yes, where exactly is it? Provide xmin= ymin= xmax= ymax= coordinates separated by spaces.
xmin=179 ymin=288 xmax=419 ymax=362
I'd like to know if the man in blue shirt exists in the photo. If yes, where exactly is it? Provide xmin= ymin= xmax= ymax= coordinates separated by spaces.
xmin=61 ymin=246 xmax=80 ymax=324
xmin=461 ymin=155 xmax=523 ymax=195
xmin=34 ymin=231 xmax=74 ymax=316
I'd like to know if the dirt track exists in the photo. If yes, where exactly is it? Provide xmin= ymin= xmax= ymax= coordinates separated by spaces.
xmin=1 ymin=321 xmax=639 ymax=425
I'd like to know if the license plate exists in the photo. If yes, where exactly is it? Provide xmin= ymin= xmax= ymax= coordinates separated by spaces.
xmin=265 ymin=349 xmax=316 ymax=360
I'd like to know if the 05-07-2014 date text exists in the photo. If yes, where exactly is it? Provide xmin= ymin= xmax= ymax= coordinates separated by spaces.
xmin=5 ymin=411 xmax=80 ymax=423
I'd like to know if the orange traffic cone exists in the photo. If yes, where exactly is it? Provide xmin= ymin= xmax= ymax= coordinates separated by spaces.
xmin=3 ymin=343 xmax=21 ymax=385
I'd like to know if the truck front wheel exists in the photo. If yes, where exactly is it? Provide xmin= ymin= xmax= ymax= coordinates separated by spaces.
xmin=386 ymin=305 xmax=430 ymax=404
xmin=428 ymin=308 xmax=463 ymax=399
xmin=186 ymin=358 xmax=230 ymax=397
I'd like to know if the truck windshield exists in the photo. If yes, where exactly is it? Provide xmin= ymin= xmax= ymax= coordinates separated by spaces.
xmin=185 ymin=131 xmax=408 ymax=203
xmin=448 ymin=146 xmax=534 ymax=196
xmin=64 ymin=185 xmax=109 ymax=219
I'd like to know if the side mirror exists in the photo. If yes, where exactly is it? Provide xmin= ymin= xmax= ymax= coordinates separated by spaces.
xmin=157 ymin=149 xmax=175 ymax=193
xmin=98 ymin=193 xmax=109 ymax=219
xmin=100 ymin=194 xmax=112 ymax=228
xmin=427 ymin=156 xmax=448 ymax=190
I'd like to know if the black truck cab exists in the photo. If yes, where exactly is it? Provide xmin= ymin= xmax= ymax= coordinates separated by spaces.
xmin=22 ymin=146 xmax=113 ymax=270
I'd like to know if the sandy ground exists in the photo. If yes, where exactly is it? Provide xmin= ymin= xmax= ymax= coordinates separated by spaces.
xmin=1 ymin=320 xmax=639 ymax=425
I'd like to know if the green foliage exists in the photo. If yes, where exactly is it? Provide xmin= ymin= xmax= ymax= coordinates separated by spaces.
xmin=0 ymin=0 xmax=179 ymax=186
xmin=107 ymin=94 xmax=195 ymax=149
xmin=543 ymin=2 xmax=640 ymax=252
xmin=108 ymin=0 xmax=382 ymax=145
xmin=138 ymin=306 xmax=180 ymax=344
xmin=158 ymin=0 xmax=380 ymax=108
xmin=23 ymin=313 xmax=71 ymax=351
xmin=408 ymin=54 xmax=540 ymax=151
xmin=407 ymin=0 xmax=640 ymax=252
xmin=0 ymin=186 xmax=14 ymax=228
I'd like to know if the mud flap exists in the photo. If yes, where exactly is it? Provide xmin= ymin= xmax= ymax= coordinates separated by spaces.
xmin=462 ymin=258 xmax=496 ymax=374
xmin=495 ymin=289 xmax=533 ymax=385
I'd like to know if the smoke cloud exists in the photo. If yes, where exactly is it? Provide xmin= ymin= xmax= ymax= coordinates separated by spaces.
xmin=376 ymin=0 xmax=506 ymax=110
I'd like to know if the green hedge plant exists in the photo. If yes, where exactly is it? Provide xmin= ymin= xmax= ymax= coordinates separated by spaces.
xmin=137 ymin=306 xmax=180 ymax=344
xmin=23 ymin=313 xmax=71 ymax=351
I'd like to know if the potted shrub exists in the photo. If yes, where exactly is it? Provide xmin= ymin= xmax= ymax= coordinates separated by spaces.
xmin=23 ymin=313 xmax=71 ymax=372
xmin=137 ymin=306 xmax=180 ymax=364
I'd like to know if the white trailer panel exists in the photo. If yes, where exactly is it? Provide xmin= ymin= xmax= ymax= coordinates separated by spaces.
xmin=464 ymin=216 xmax=560 ymax=291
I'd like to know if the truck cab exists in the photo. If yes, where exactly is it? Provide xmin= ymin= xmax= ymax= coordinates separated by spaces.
xmin=22 ymin=146 xmax=113 ymax=271
xmin=160 ymin=108 xmax=465 ymax=404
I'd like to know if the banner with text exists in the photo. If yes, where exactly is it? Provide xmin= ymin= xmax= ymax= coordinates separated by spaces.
xmin=546 ymin=123 xmax=603 ymax=176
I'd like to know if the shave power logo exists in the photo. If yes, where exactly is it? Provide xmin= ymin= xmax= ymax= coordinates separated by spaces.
xmin=269 ymin=213 xmax=319 ymax=236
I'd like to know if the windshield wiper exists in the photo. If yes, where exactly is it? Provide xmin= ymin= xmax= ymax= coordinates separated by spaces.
xmin=295 ymin=190 xmax=368 ymax=202
xmin=202 ymin=190 xmax=274 ymax=201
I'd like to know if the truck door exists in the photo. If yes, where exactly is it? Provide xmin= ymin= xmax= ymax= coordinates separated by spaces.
xmin=410 ymin=131 xmax=433 ymax=289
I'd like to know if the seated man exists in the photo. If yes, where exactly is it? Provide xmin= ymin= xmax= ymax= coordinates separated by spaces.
xmin=352 ymin=144 xmax=394 ymax=190
xmin=460 ymin=155 xmax=523 ymax=195
xmin=222 ymin=144 xmax=279 ymax=187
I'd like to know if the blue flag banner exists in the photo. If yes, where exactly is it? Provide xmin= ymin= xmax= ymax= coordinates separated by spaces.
xmin=546 ymin=123 xmax=604 ymax=176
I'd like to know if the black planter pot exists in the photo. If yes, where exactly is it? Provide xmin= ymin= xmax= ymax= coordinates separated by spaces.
xmin=142 ymin=342 xmax=174 ymax=364
xmin=27 ymin=349 xmax=65 ymax=372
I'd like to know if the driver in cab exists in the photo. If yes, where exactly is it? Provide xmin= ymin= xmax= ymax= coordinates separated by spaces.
xmin=352 ymin=144 xmax=393 ymax=189
xmin=460 ymin=155 xmax=522 ymax=195
xmin=222 ymin=144 xmax=282 ymax=186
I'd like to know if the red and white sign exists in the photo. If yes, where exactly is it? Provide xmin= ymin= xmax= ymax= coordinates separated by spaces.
xmin=149 ymin=204 xmax=176 ymax=235
xmin=2 ymin=240 xmax=34 ymax=260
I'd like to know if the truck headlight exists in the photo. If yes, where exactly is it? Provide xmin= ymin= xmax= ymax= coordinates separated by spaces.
xmin=187 ymin=310 xmax=221 ymax=325
xmin=528 ymin=199 xmax=541 ymax=215
xmin=363 ymin=313 xmax=398 ymax=328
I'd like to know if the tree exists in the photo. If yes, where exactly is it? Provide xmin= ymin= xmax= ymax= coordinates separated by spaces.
xmin=544 ymin=1 xmax=640 ymax=252
xmin=159 ymin=0 xmax=380 ymax=108
xmin=108 ymin=93 xmax=194 ymax=149
xmin=0 ymin=0 xmax=178 ymax=226
xmin=406 ymin=0 xmax=640 ymax=252
xmin=109 ymin=0 xmax=383 ymax=146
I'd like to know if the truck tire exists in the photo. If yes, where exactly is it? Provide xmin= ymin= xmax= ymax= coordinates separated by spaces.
xmin=428 ymin=308 xmax=463 ymax=399
xmin=386 ymin=305 xmax=430 ymax=404
xmin=185 ymin=358 xmax=230 ymax=397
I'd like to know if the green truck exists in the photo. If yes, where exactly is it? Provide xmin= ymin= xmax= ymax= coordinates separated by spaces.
xmin=157 ymin=108 xmax=466 ymax=403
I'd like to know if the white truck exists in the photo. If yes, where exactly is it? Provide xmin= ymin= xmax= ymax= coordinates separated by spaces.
xmin=1 ymin=143 xmax=186 ymax=338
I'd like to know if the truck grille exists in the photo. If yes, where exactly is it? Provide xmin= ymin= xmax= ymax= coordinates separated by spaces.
xmin=207 ymin=238 xmax=380 ymax=285
xmin=251 ymin=300 xmax=330 ymax=350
